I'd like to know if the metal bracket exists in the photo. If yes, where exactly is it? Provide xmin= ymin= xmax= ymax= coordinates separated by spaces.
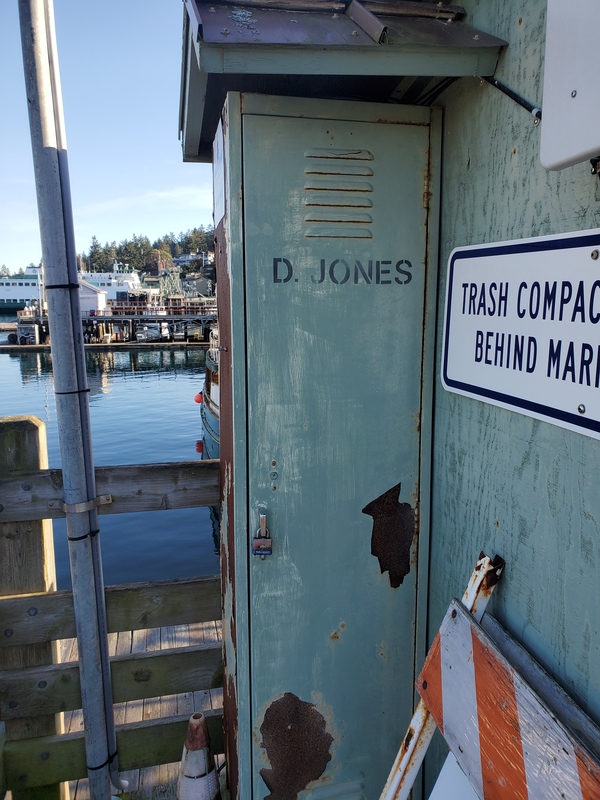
xmin=48 ymin=494 xmax=113 ymax=514
xmin=345 ymin=0 xmax=388 ymax=44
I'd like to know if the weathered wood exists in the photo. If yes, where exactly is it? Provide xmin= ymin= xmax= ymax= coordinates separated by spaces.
xmin=0 ymin=576 xmax=221 ymax=647
xmin=0 ymin=417 xmax=62 ymax=800
xmin=482 ymin=614 xmax=600 ymax=764
xmin=2 ymin=710 xmax=224 ymax=789
xmin=0 ymin=460 xmax=220 ymax=523
xmin=0 ymin=644 xmax=222 ymax=719
xmin=205 ymin=0 xmax=465 ymax=18
xmin=0 ymin=721 xmax=6 ymax=797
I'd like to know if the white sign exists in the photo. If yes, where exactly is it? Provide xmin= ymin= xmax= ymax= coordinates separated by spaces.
xmin=442 ymin=229 xmax=600 ymax=439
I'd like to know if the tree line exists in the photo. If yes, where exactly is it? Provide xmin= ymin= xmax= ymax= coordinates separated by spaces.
xmin=80 ymin=226 xmax=214 ymax=274
xmin=1 ymin=227 xmax=215 ymax=279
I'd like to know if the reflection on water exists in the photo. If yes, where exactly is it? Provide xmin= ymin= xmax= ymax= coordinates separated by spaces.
xmin=0 ymin=347 xmax=217 ymax=588
xmin=8 ymin=346 xmax=206 ymax=382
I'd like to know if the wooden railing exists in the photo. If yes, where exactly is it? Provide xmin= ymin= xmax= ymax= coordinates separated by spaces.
xmin=0 ymin=416 xmax=222 ymax=797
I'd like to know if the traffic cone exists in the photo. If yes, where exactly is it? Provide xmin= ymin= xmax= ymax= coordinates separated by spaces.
xmin=177 ymin=712 xmax=221 ymax=800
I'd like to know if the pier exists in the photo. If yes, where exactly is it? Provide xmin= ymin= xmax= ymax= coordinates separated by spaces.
xmin=0 ymin=417 xmax=224 ymax=800
xmin=0 ymin=312 xmax=215 ymax=349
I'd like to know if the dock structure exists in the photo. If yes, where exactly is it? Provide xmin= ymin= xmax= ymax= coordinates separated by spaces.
xmin=4 ymin=312 xmax=215 ymax=347
xmin=63 ymin=622 xmax=223 ymax=800
xmin=0 ymin=417 xmax=224 ymax=800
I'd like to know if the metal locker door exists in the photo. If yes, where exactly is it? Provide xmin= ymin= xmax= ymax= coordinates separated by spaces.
xmin=241 ymin=98 xmax=435 ymax=799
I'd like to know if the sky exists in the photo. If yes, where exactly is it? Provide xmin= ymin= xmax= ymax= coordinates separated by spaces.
xmin=0 ymin=0 xmax=214 ymax=273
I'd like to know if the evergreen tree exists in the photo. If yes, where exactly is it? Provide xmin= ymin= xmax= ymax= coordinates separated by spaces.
xmin=79 ymin=227 xmax=214 ymax=275
xmin=88 ymin=236 xmax=106 ymax=271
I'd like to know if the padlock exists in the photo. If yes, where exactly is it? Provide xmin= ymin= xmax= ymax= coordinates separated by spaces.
xmin=253 ymin=507 xmax=272 ymax=558
xmin=252 ymin=533 xmax=272 ymax=557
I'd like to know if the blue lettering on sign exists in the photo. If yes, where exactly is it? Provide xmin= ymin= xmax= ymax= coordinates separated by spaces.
xmin=271 ymin=257 xmax=413 ymax=285
xmin=475 ymin=330 xmax=537 ymax=373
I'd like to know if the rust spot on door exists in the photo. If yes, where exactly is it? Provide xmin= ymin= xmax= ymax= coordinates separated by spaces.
xmin=362 ymin=483 xmax=415 ymax=588
xmin=259 ymin=692 xmax=333 ymax=800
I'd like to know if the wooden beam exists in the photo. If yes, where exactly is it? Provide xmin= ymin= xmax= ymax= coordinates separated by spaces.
xmin=0 ymin=576 xmax=221 ymax=647
xmin=2 ymin=710 xmax=224 ymax=789
xmin=0 ymin=417 xmax=62 ymax=800
xmin=0 ymin=644 xmax=222 ymax=719
xmin=0 ymin=460 xmax=220 ymax=523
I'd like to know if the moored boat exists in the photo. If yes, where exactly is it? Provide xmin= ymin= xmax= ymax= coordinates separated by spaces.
xmin=198 ymin=325 xmax=220 ymax=460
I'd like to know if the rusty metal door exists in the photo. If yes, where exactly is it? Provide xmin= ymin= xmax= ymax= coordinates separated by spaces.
xmin=235 ymin=95 xmax=437 ymax=800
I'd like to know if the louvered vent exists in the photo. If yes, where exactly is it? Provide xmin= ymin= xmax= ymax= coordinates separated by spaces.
xmin=304 ymin=148 xmax=374 ymax=239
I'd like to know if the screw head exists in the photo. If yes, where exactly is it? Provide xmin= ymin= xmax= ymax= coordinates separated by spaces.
xmin=27 ymin=607 xmax=38 ymax=616
xmin=4 ymin=629 xmax=13 ymax=637
xmin=592 ymin=250 xmax=599 ymax=260
xmin=21 ymin=482 xmax=32 ymax=491
xmin=571 ymin=90 xmax=578 ymax=98
xmin=578 ymin=404 xmax=586 ymax=414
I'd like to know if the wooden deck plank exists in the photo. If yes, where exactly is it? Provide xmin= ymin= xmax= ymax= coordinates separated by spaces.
xmin=12 ymin=622 xmax=222 ymax=800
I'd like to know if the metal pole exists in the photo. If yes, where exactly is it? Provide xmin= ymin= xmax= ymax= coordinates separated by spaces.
xmin=18 ymin=2 xmax=122 ymax=797
xmin=42 ymin=1 xmax=126 ymax=790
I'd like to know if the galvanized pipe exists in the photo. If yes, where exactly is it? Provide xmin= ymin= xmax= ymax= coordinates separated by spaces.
xmin=42 ymin=1 xmax=127 ymax=790
xmin=18 ymin=2 xmax=120 ymax=797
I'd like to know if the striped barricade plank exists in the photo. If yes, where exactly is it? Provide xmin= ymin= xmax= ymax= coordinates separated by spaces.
xmin=417 ymin=600 xmax=600 ymax=800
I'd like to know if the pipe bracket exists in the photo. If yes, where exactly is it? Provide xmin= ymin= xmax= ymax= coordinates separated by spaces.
xmin=48 ymin=494 xmax=113 ymax=514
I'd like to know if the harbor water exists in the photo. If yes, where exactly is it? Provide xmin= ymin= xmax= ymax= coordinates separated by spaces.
xmin=0 ymin=343 xmax=218 ymax=589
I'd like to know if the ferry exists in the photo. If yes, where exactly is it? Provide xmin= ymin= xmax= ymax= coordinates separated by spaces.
xmin=0 ymin=265 xmax=44 ymax=312
xmin=79 ymin=265 xmax=144 ymax=301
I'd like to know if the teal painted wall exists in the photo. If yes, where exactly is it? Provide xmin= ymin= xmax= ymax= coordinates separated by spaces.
xmin=428 ymin=0 xmax=600 ymax=789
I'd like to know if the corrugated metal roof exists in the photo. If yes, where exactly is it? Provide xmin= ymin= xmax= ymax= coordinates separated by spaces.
xmin=180 ymin=0 xmax=506 ymax=161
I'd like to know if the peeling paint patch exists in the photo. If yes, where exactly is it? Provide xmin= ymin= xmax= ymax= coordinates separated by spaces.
xmin=259 ymin=692 xmax=333 ymax=800
xmin=362 ymin=483 xmax=415 ymax=588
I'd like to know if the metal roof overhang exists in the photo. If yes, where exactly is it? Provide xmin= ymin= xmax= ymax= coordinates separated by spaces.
xmin=179 ymin=0 xmax=506 ymax=162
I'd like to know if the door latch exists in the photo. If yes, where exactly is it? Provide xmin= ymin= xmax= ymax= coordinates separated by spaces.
xmin=252 ymin=505 xmax=272 ymax=559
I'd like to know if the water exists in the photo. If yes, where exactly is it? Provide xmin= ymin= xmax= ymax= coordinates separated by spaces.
xmin=0 ymin=345 xmax=219 ymax=589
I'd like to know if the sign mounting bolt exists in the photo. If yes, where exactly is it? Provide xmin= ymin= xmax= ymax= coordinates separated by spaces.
xmin=578 ymin=404 xmax=586 ymax=414
xmin=592 ymin=250 xmax=599 ymax=260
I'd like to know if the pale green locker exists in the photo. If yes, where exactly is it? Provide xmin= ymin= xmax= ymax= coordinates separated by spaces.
xmin=217 ymin=94 xmax=440 ymax=800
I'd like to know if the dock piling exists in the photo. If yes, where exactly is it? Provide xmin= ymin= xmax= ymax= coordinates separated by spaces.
xmin=0 ymin=416 xmax=63 ymax=800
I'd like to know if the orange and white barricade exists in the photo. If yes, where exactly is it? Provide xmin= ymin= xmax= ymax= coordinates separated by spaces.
xmin=417 ymin=600 xmax=600 ymax=799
